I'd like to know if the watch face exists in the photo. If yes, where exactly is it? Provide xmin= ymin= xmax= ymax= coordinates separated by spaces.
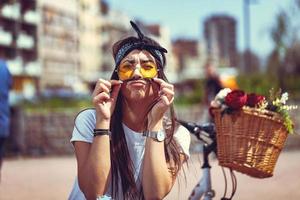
xmin=156 ymin=131 xmax=165 ymax=142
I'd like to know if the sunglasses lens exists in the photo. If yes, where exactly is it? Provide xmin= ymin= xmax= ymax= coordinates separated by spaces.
xmin=118 ymin=64 xmax=133 ymax=81
xmin=140 ymin=63 xmax=158 ymax=79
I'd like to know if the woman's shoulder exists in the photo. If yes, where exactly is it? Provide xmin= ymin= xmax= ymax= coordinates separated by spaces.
xmin=174 ymin=124 xmax=191 ymax=159
xmin=75 ymin=108 xmax=96 ymax=123
xmin=162 ymin=117 xmax=191 ymax=143
xmin=174 ymin=124 xmax=191 ymax=140
xmin=71 ymin=108 xmax=96 ymax=143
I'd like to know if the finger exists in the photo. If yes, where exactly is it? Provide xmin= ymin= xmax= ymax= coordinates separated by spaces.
xmin=160 ymin=88 xmax=174 ymax=102
xmin=93 ymin=79 xmax=111 ymax=96
xmin=109 ymin=80 xmax=122 ymax=97
xmin=92 ymin=84 xmax=110 ymax=98
xmin=110 ymin=80 xmax=123 ymax=85
xmin=100 ymin=83 xmax=110 ymax=93
xmin=96 ymin=80 xmax=121 ymax=94
xmin=93 ymin=92 xmax=110 ymax=105
xmin=99 ymin=78 xmax=111 ymax=87
xmin=158 ymin=95 xmax=172 ymax=107
xmin=153 ymin=78 xmax=173 ymax=89
xmin=110 ymin=83 xmax=122 ymax=100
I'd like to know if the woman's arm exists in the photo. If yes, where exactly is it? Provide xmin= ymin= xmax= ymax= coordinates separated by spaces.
xmin=74 ymin=135 xmax=111 ymax=200
xmin=142 ymin=130 xmax=186 ymax=200
xmin=142 ymin=78 xmax=185 ymax=199
xmin=74 ymin=79 xmax=121 ymax=200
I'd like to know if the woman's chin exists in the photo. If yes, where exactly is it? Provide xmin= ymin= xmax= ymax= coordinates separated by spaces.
xmin=128 ymin=90 xmax=146 ymax=100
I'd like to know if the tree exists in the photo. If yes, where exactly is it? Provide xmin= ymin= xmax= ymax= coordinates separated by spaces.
xmin=268 ymin=0 xmax=300 ymax=89
xmin=286 ymin=42 xmax=300 ymax=74
xmin=242 ymin=49 xmax=261 ymax=73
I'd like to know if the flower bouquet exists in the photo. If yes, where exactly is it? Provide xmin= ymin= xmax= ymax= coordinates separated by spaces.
xmin=210 ymin=88 xmax=297 ymax=178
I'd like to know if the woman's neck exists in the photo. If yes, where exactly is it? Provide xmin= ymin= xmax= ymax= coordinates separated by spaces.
xmin=122 ymin=99 xmax=152 ymax=132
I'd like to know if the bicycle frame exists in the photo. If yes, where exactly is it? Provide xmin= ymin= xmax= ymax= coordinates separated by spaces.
xmin=189 ymin=139 xmax=216 ymax=200
xmin=176 ymin=119 xmax=217 ymax=200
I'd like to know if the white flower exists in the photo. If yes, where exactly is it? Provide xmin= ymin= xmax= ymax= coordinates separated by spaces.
xmin=210 ymin=88 xmax=232 ymax=108
xmin=280 ymin=92 xmax=289 ymax=104
xmin=215 ymin=88 xmax=232 ymax=101
xmin=210 ymin=100 xmax=221 ymax=108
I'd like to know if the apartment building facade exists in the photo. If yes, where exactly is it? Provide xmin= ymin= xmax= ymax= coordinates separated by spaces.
xmin=0 ymin=0 xmax=40 ymax=100
xmin=204 ymin=15 xmax=238 ymax=68
xmin=78 ymin=0 xmax=102 ymax=90
xmin=38 ymin=0 xmax=80 ymax=93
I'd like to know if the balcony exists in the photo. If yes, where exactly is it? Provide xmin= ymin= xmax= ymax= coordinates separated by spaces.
xmin=17 ymin=32 xmax=35 ymax=49
xmin=1 ymin=3 xmax=20 ymax=20
xmin=25 ymin=61 xmax=41 ymax=76
xmin=23 ymin=10 xmax=40 ymax=24
xmin=0 ymin=28 xmax=12 ymax=46
xmin=7 ymin=57 xmax=23 ymax=75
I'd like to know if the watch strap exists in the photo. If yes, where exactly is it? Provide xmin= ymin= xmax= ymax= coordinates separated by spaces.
xmin=143 ymin=130 xmax=165 ymax=142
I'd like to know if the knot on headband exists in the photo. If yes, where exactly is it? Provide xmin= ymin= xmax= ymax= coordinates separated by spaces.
xmin=115 ymin=21 xmax=168 ymax=68
xmin=130 ymin=21 xmax=145 ymax=41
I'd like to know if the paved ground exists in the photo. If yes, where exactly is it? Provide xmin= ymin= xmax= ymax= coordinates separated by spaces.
xmin=1 ymin=150 xmax=300 ymax=200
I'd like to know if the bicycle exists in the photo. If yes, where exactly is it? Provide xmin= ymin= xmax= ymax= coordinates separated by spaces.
xmin=176 ymin=119 xmax=237 ymax=200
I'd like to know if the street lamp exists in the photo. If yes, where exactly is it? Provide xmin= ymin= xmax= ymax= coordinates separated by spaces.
xmin=243 ymin=0 xmax=258 ymax=73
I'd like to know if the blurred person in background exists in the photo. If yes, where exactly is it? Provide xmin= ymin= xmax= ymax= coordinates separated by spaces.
xmin=203 ymin=60 xmax=223 ymax=106
xmin=68 ymin=21 xmax=190 ymax=200
xmin=202 ymin=60 xmax=223 ymax=122
xmin=0 ymin=59 xmax=12 ymax=182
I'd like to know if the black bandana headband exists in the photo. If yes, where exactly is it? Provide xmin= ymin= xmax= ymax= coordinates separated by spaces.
xmin=115 ymin=21 xmax=168 ymax=68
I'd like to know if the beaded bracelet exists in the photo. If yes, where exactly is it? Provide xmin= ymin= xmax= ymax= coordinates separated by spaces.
xmin=93 ymin=129 xmax=111 ymax=137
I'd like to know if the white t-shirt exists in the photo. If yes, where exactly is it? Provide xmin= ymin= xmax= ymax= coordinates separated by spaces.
xmin=68 ymin=109 xmax=191 ymax=200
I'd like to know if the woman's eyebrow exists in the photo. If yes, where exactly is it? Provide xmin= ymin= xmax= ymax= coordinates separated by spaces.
xmin=121 ymin=58 xmax=135 ymax=64
xmin=141 ymin=59 xmax=155 ymax=63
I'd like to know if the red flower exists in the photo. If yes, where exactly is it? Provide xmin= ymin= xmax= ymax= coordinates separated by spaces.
xmin=225 ymin=90 xmax=247 ymax=110
xmin=247 ymin=93 xmax=265 ymax=107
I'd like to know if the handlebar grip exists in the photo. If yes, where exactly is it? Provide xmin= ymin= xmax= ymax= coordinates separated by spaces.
xmin=176 ymin=119 xmax=199 ymax=133
xmin=176 ymin=119 xmax=216 ymax=143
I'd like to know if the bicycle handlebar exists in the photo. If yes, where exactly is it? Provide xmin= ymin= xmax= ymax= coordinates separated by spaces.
xmin=176 ymin=119 xmax=216 ymax=145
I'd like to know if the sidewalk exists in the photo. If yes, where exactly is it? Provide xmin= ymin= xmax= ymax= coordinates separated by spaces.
xmin=1 ymin=151 xmax=300 ymax=200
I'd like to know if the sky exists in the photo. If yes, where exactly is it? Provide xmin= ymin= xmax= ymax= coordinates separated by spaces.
xmin=106 ymin=0 xmax=294 ymax=59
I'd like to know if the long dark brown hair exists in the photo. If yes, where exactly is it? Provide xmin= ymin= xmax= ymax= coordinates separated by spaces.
xmin=109 ymin=36 xmax=186 ymax=199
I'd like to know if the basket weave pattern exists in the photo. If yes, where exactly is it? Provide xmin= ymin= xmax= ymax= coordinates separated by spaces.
xmin=213 ymin=107 xmax=288 ymax=178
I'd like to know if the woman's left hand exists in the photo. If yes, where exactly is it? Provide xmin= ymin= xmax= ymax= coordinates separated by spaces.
xmin=147 ymin=78 xmax=174 ymax=129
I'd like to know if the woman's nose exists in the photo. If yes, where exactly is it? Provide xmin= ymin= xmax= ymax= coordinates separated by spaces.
xmin=132 ymin=65 xmax=143 ymax=78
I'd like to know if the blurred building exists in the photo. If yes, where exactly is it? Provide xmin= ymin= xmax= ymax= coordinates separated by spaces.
xmin=0 ymin=0 xmax=40 ymax=101
xmin=1 ymin=0 xmax=188 ymax=99
xmin=38 ymin=0 xmax=80 ymax=93
xmin=172 ymin=39 xmax=206 ymax=81
xmin=204 ymin=15 xmax=238 ymax=68
xmin=100 ymin=0 xmax=130 ymax=80
xmin=78 ymin=0 xmax=102 ymax=91
xmin=136 ymin=21 xmax=178 ymax=83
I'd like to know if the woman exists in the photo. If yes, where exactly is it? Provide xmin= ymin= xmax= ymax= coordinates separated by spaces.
xmin=69 ymin=21 xmax=190 ymax=200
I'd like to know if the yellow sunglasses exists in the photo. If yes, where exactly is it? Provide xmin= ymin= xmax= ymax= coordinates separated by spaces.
xmin=117 ymin=61 xmax=159 ymax=81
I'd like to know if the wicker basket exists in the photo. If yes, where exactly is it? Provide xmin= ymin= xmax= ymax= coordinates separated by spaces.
xmin=212 ymin=107 xmax=288 ymax=178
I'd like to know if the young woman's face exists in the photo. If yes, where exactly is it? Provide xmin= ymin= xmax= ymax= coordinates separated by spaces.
xmin=119 ymin=49 xmax=160 ymax=101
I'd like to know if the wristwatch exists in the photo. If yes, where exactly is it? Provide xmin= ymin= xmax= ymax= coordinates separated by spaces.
xmin=143 ymin=130 xmax=166 ymax=142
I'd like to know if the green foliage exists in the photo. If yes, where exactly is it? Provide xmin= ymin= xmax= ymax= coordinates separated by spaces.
xmin=236 ymin=72 xmax=300 ymax=98
xmin=282 ymin=75 xmax=300 ymax=99
xmin=272 ymin=91 xmax=296 ymax=134
xmin=20 ymin=96 xmax=93 ymax=113
xmin=236 ymin=73 xmax=279 ymax=96
xmin=174 ymin=79 xmax=204 ymax=107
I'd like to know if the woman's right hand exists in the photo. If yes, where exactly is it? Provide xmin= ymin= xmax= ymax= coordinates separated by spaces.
xmin=92 ymin=79 xmax=122 ymax=126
